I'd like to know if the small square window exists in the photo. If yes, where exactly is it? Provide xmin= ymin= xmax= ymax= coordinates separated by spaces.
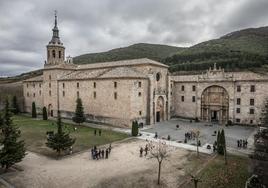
xmin=237 ymin=85 xmax=241 ymax=92
xmin=114 ymin=82 xmax=117 ymax=88
xmin=138 ymin=92 xmax=141 ymax=97
xmin=250 ymin=85 xmax=255 ymax=92
xmin=236 ymin=118 xmax=241 ymax=123
xmin=250 ymin=108 xmax=254 ymax=114
xmin=138 ymin=82 xmax=142 ymax=87
xmin=192 ymin=96 xmax=195 ymax=102
xmin=181 ymin=85 xmax=184 ymax=91
xmin=250 ymin=99 xmax=254 ymax=106
xmin=139 ymin=111 xmax=142 ymax=115
xmin=192 ymin=85 xmax=196 ymax=92
xmin=237 ymin=98 xmax=241 ymax=105
xmin=114 ymin=92 xmax=117 ymax=99
xmin=181 ymin=96 xmax=184 ymax=102
xmin=236 ymin=108 xmax=240 ymax=113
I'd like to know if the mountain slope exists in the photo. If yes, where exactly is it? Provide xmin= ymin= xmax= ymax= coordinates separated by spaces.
xmin=73 ymin=43 xmax=184 ymax=64
xmin=165 ymin=26 xmax=268 ymax=73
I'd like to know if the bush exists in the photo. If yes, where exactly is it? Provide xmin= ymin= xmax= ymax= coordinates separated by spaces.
xmin=32 ymin=102 xmax=37 ymax=118
xmin=131 ymin=121 xmax=139 ymax=136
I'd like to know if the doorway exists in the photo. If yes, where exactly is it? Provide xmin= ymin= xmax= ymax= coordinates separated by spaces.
xmin=156 ymin=111 xmax=160 ymax=122
xmin=211 ymin=111 xmax=218 ymax=122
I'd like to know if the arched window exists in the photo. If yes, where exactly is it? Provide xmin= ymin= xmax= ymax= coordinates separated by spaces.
xmin=52 ymin=50 xmax=56 ymax=58
xmin=59 ymin=51 xmax=61 ymax=58
xmin=156 ymin=72 xmax=161 ymax=81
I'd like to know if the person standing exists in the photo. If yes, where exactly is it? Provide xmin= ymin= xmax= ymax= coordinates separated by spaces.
xmin=109 ymin=144 xmax=112 ymax=153
xmin=105 ymin=149 xmax=109 ymax=159
xmin=101 ymin=149 xmax=104 ymax=158
xmin=144 ymin=145 xmax=148 ymax=156
xmin=140 ymin=147 xmax=143 ymax=157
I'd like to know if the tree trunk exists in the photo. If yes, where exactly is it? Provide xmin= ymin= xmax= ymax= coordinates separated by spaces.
xmin=224 ymin=147 xmax=227 ymax=165
xmin=158 ymin=161 xmax=162 ymax=185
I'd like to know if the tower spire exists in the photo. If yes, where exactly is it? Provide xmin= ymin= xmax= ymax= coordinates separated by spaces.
xmin=54 ymin=10 xmax=58 ymax=28
xmin=49 ymin=10 xmax=62 ymax=44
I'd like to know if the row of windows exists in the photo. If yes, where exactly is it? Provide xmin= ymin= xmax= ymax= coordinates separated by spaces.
xmin=63 ymin=81 xmax=142 ymax=89
xmin=237 ymin=85 xmax=255 ymax=92
xmin=26 ymin=83 xmax=42 ymax=88
xmin=48 ymin=50 xmax=62 ymax=59
xmin=26 ymin=91 xmax=42 ymax=97
xmin=181 ymin=96 xmax=196 ymax=102
xmin=236 ymin=98 xmax=255 ymax=106
xmin=236 ymin=108 xmax=255 ymax=114
xmin=61 ymin=91 xmax=143 ymax=99
xmin=181 ymin=85 xmax=196 ymax=92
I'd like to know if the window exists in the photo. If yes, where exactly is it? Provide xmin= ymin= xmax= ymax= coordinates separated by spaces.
xmin=237 ymin=85 xmax=241 ymax=92
xmin=138 ymin=92 xmax=141 ymax=97
xmin=77 ymin=82 xmax=79 ymax=88
xmin=192 ymin=85 xmax=196 ymax=92
xmin=171 ymin=84 xmax=173 ymax=88
xmin=170 ymin=92 xmax=172 ymax=96
xmin=181 ymin=85 xmax=184 ymax=91
xmin=250 ymin=120 xmax=253 ymax=124
xmin=63 ymin=83 xmax=65 ymax=88
xmin=138 ymin=82 xmax=142 ymax=87
xmin=156 ymin=72 xmax=161 ymax=81
xmin=236 ymin=108 xmax=240 ymax=113
xmin=33 ymin=93 xmax=35 ymax=97
xmin=49 ymin=83 xmax=51 ymax=88
xmin=39 ymin=90 xmax=41 ymax=95
xmin=27 ymin=83 xmax=28 ymax=88
xmin=250 ymin=99 xmax=254 ymax=106
xmin=114 ymin=82 xmax=117 ymax=88
xmin=192 ymin=96 xmax=195 ymax=102
xmin=236 ymin=119 xmax=241 ymax=123
xmin=94 ymin=91 xmax=96 ymax=99
xmin=93 ymin=82 xmax=96 ymax=88
xmin=59 ymin=51 xmax=61 ymax=58
xmin=39 ymin=83 xmax=41 ymax=88
xmin=250 ymin=85 xmax=255 ymax=92
xmin=114 ymin=92 xmax=117 ymax=100
xmin=63 ymin=91 xmax=65 ymax=97
xmin=49 ymin=90 xmax=51 ymax=96
xmin=237 ymin=98 xmax=241 ymax=105
xmin=250 ymin=108 xmax=254 ymax=114
xmin=181 ymin=96 xmax=184 ymax=102
xmin=77 ymin=91 xmax=79 ymax=98
xmin=52 ymin=50 xmax=56 ymax=58
xmin=139 ymin=111 xmax=142 ymax=115
xmin=49 ymin=75 xmax=51 ymax=80
xmin=27 ymin=92 xmax=29 ymax=97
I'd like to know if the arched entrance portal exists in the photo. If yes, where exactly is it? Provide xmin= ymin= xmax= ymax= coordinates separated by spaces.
xmin=201 ymin=86 xmax=229 ymax=124
xmin=156 ymin=96 xmax=164 ymax=122
xmin=48 ymin=104 xmax=53 ymax=117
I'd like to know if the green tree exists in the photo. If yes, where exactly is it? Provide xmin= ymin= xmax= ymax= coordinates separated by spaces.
xmin=72 ymin=98 xmax=85 ymax=125
xmin=32 ymin=102 xmax=37 ymax=118
xmin=0 ymin=99 xmax=26 ymax=170
xmin=261 ymin=98 xmax=268 ymax=127
xmin=42 ymin=107 xmax=48 ymax=120
xmin=46 ymin=112 xmax=75 ymax=156
xmin=131 ymin=121 xmax=139 ymax=136
xmin=11 ymin=96 xmax=19 ymax=114
xmin=217 ymin=130 xmax=224 ymax=155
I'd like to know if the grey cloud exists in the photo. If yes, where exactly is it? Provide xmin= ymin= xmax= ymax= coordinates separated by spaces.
xmin=0 ymin=0 xmax=268 ymax=76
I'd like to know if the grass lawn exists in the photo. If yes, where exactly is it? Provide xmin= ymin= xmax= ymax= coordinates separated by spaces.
xmin=182 ymin=154 xmax=249 ymax=188
xmin=12 ymin=115 xmax=128 ymax=158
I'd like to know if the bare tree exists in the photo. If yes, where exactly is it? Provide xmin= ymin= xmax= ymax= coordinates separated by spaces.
xmin=148 ymin=140 xmax=170 ymax=185
xmin=190 ymin=174 xmax=202 ymax=188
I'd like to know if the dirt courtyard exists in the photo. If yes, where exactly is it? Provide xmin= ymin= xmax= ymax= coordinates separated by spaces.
xmin=2 ymin=139 xmax=208 ymax=188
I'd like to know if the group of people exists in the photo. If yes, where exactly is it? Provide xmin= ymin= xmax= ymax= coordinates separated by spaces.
xmin=139 ymin=144 xmax=149 ymax=157
xmin=91 ymin=144 xmax=112 ymax=160
xmin=184 ymin=131 xmax=196 ymax=141
xmin=94 ymin=129 xmax=102 ymax=136
xmin=237 ymin=139 xmax=248 ymax=148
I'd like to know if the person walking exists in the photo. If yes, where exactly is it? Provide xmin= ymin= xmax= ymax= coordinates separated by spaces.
xmin=105 ymin=149 xmax=109 ymax=159
xmin=145 ymin=145 xmax=148 ymax=156
xmin=101 ymin=149 xmax=105 ymax=158
xmin=109 ymin=144 xmax=112 ymax=153
xmin=140 ymin=147 xmax=143 ymax=157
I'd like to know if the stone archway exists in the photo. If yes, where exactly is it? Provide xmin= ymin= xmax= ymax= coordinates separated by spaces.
xmin=156 ymin=96 xmax=165 ymax=122
xmin=201 ymin=86 xmax=229 ymax=124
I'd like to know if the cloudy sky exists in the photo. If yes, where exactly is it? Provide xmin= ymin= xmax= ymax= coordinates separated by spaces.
xmin=0 ymin=0 xmax=268 ymax=76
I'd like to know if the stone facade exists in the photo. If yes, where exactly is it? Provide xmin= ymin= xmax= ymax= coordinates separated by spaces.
xmin=22 ymin=15 xmax=268 ymax=127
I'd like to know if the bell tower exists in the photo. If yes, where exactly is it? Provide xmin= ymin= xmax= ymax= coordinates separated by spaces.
xmin=46 ymin=11 xmax=65 ymax=66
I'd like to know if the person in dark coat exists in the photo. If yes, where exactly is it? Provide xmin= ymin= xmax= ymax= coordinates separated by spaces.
xmin=105 ymin=149 xmax=109 ymax=159
xmin=91 ymin=148 xmax=94 ymax=159
xmin=109 ymin=144 xmax=112 ymax=153
xmin=144 ymin=145 xmax=148 ymax=156
xmin=140 ymin=147 xmax=143 ymax=157
xmin=101 ymin=150 xmax=105 ymax=158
